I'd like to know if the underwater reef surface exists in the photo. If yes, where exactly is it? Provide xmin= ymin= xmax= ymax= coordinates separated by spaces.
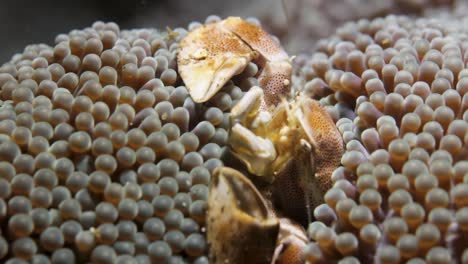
xmin=0 ymin=10 xmax=467 ymax=264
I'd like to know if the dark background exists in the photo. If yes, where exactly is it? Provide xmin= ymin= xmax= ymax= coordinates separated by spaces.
xmin=0 ymin=0 xmax=458 ymax=64
xmin=0 ymin=0 xmax=264 ymax=63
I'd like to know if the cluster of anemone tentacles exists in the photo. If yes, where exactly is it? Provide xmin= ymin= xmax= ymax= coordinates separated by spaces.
xmin=1 ymin=12 xmax=468 ymax=264
xmin=0 ymin=15 xmax=267 ymax=263
xmin=294 ymin=15 xmax=468 ymax=263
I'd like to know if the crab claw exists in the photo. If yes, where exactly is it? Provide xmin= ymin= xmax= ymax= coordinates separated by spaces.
xmin=178 ymin=17 xmax=292 ymax=105
xmin=177 ymin=21 xmax=254 ymax=103
xmin=257 ymin=60 xmax=293 ymax=108
xmin=207 ymin=167 xmax=279 ymax=264
xmin=221 ymin=17 xmax=292 ymax=109
xmin=220 ymin=17 xmax=290 ymax=63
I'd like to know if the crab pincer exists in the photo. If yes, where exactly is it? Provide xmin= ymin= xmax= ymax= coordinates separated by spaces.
xmin=177 ymin=16 xmax=292 ymax=108
xmin=207 ymin=167 xmax=308 ymax=264
xmin=207 ymin=167 xmax=280 ymax=263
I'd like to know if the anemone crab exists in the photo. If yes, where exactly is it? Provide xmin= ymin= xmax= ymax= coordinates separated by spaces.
xmin=178 ymin=17 xmax=344 ymax=264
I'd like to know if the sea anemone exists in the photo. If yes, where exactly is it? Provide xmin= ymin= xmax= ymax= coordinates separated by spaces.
xmin=0 ymin=16 xmax=258 ymax=263
xmin=297 ymin=14 xmax=468 ymax=263
xmin=0 ymin=10 xmax=467 ymax=264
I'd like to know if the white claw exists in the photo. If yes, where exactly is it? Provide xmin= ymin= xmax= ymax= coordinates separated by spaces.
xmin=229 ymin=123 xmax=277 ymax=178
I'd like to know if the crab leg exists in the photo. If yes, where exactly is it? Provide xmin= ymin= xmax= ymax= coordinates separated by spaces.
xmin=271 ymin=138 xmax=322 ymax=227
xmin=230 ymin=86 xmax=264 ymax=125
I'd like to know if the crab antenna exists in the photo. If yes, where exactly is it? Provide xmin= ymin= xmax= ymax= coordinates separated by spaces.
xmin=281 ymin=0 xmax=290 ymax=28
